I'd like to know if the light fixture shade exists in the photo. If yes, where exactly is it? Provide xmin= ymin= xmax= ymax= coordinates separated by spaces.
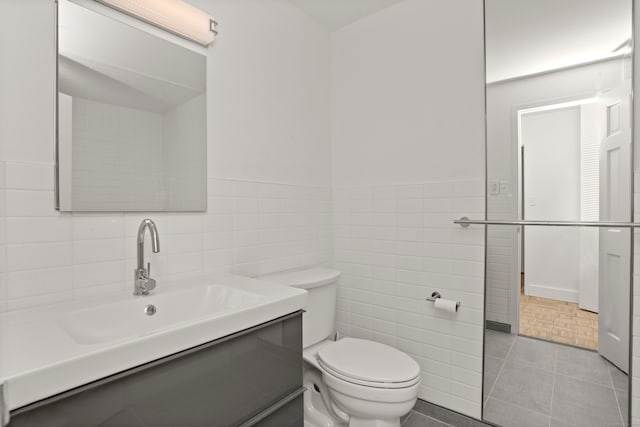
xmin=97 ymin=0 xmax=216 ymax=46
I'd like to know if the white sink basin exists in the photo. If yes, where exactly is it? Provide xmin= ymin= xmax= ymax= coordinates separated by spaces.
xmin=0 ymin=273 xmax=307 ymax=411
xmin=57 ymin=284 xmax=264 ymax=345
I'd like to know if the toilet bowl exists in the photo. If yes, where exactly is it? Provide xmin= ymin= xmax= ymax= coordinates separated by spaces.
xmin=261 ymin=268 xmax=421 ymax=427
xmin=306 ymin=338 xmax=420 ymax=427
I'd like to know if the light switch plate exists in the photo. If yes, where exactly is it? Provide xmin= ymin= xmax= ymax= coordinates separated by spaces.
xmin=489 ymin=182 xmax=500 ymax=195
xmin=499 ymin=181 xmax=510 ymax=194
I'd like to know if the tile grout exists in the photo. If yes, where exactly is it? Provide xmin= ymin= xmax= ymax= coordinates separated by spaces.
xmin=485 ymin=334 xmax=629 ymax=426
xmin=499 ymin=336 xmax=620 ymax=389
xmin=608 ymin=364 xmax=626 ymax=426
xmin=402 ymin=410 xmax=457 ymax=427
xmin=485 ymin=395 xmax=550 ymax=420
xmin=484 ymin=333 xmax=516 ymax=408
xmin=554 ymin=371 xmax=617 ymax=389
xmin=548 ymin=344 xmax=558 ymax=426
xmin=401 ymin=410 xmax=414 ymax=426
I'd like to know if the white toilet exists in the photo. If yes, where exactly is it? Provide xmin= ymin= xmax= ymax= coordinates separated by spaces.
xmin=262 ymin=268 xmax=421 ymax=427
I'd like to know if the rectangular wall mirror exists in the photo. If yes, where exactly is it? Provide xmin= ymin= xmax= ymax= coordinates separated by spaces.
xmin=483 ymin=0 xmax=633 ymax=426
xmin=56 ymin=0 xmax=207 ymax=212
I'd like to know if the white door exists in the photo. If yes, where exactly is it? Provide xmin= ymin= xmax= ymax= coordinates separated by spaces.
xmin=522 ymin=108 xmax=582 ymax=302
xmin=598 ymin=83 xmax=632 ymax=373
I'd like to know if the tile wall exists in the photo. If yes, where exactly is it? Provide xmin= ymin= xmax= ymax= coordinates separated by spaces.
xmin=332 ymin=180 xmax=485 ymax=417
xmin=68 ymin=97 xmax=165 ymax=211
xmin=0 ymin=161 xmax=332 ymax=312
xmin=485 ymin=195 xmax=517 ymax=328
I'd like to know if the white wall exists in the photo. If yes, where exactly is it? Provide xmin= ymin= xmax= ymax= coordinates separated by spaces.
xmin=522 ymin=107 xmax=581 ymax=303
xmin=190 ymin=0 xmax=332 ymax=187
xmin=330 ymin=0 xmax=486 ymax=417
xmin=0 ymin=0 xmax=332 ymax=311
xmin=330 ymin=0 xmax=485 ymax=187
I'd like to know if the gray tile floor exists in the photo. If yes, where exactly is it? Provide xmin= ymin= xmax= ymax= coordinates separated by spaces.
xmin=401 ymin=411 xmax=454 ymax=427
xmin=484 ymin=331 xmax=628 ymax=427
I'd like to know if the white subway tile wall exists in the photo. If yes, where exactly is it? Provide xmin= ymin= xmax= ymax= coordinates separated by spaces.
xmin=486 ymin=195 xmax=517 ymax=328
xmin=69 ymin=98 xmax=166 ymax=211
xmin=0 ymin=161 xmax=332 ymax=312
xmin=332 ymin=180 xmax=485 ymax=418
xmin=3 ymin=169 xmax=635 ymax=423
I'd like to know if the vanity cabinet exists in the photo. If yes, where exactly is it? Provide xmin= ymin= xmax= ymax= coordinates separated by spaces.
xmin=9 ymin=311 xmax=303 ymax=427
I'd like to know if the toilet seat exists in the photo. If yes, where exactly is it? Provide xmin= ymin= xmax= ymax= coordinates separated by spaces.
xmin=318 ymin=360 xmax=421 ymax=389
xmin=321 ymin=365 xmax=421 ymax=405
xmin=316 ymin=338 xmax=421 ymax=389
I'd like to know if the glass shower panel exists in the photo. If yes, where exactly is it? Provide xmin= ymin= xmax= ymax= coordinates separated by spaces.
xmin=483 ymin=0 xmax=633 ymax=425
xmin=483 ymin=224 xmax=631 ymax=426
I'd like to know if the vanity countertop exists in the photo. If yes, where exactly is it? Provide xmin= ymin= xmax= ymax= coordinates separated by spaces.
xmin=0 ymin=273 xmax=306 ymax=411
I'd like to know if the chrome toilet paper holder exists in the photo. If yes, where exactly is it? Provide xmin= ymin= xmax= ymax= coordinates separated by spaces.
xmin=426 ymin=291 xmax=461 ymax=311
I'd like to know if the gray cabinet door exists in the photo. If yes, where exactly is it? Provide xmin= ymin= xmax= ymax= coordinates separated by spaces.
xmin=10 ymin=312 xmax=303 ymax=427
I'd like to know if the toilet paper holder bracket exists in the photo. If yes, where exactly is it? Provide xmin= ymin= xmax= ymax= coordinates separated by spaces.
xmin=426 ymin=291 xmax=461 ymax=311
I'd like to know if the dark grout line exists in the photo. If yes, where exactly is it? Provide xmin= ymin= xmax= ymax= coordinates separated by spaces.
xmin=401 ymin=410 xmax=414 ymax=426
xmin=554 ymin=371 xmax=617 ymax=389
xmin=485 ymin=335 xmax=627 ymax=427
xmin=404 ymin=411 xmax=458 ymax=427
xmin=488 ymin=395 xmax=553 ymax=417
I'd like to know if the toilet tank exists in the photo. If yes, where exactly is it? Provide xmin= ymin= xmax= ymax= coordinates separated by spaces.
xmin=261 ymin=268 xmax=341 ymax=348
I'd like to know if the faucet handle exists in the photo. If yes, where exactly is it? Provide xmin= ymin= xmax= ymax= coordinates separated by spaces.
xmin=147 ymin=262 xmax=151 ymax=277
xmin=145 ymin=278 xmax=156 ymax=292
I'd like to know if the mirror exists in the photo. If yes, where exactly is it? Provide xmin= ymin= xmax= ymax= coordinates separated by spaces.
xmin=56 ymin=0 xmax=207 ymax=212
xmin=484 ymin=0 xmax=632 ymax=425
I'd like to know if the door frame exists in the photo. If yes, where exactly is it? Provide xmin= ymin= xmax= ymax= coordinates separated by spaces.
xmin=508 ymin=93 xmax=601 ymax=335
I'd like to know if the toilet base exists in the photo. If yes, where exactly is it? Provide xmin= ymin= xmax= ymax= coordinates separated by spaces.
xmin=302 ymin=364 xmax=408 ymax=427
xmin=303 ymin=366 xmax=347 ymax=427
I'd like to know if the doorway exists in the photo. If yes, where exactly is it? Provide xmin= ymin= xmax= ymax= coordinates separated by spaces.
xmin=516 ymin=99 xmax=600 ymax=350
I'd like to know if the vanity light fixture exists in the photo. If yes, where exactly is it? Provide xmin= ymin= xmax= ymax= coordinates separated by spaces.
xmin=96 ymin=0 xmax=218 ymax=46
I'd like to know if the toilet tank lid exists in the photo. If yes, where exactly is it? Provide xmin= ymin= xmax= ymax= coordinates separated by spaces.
xmin=261 ymin=268 xmax=341 ymax=289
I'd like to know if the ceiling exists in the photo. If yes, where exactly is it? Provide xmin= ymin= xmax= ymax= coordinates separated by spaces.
xmin=287 ymin=0 xmax=404 ymax=31
xmin=287 ymin=0 xmax=632 ymax=83
xmin=486 ymin=0 xmax=632 ymax=83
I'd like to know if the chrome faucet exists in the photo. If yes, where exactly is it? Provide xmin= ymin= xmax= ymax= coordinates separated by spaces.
xmin=134 ymin=219 xmax=160 ymax=296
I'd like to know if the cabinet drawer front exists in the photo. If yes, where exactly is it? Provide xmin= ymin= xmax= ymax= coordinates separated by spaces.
xmin=254 ymin=394 xmax=303 ymax=427
xmin=239 ymin=387 xmax=305 ymax=427
xmin=10 ymin=312 xmax=302 ymax=427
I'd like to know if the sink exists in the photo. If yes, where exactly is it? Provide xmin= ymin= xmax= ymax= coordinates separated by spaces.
xmin=57 ymin=284 xmax=264 ymax=345
xmin=1 ymin=273 xmax=306 ymax=411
